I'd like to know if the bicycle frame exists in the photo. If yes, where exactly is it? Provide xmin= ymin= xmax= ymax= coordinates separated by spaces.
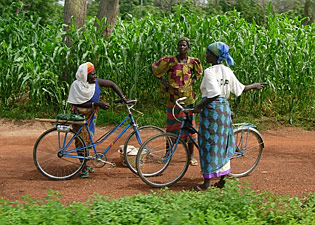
xmin=135 ymin=98 xmax=264 ymax=187
xmin=165 ymin=124 xmax=260 ymax=161
xmin=58 ymin=101 xmax=143 ymax=160
xmin=165 ymin=98 xmax=260 ymax=162
xmin=162 ymin=102 xmax=198 ymax=162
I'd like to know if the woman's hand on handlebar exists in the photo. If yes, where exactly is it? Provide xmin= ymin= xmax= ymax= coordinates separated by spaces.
xmin=122 ymin=97 xmax=129 ymax=104
xmin=192 ymin=96 xmax=219 ymax=113
xmin=193 ymin=105 xmax=202 ymax=113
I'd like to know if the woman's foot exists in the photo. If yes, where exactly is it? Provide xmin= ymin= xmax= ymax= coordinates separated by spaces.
xmin=80 ymin=166 xmax=94 ymax=178
xmin=189 ymin=158 xmax=198 ymax=166
xmin=213 ymin=180 xmax=225 ymax=189
xmin=193 ymin=184 xmax=209 ymax=192
xmin=86 ymin=166 xmax=94 ymax=173
xmin=80 ymin=170 xmax=89 ymax=178
xmin=188 ymin=143 xmax=197 ymax=166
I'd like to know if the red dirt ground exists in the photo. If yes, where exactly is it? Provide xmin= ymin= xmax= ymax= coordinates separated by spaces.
xmin=0 ymin=118 xmax=314 ymax=204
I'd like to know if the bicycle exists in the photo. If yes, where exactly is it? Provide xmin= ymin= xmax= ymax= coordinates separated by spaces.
xmin=135 ymin=97 xmax=264 ymax=188
xmin=33 ymin=99 xmax=164 ymax=180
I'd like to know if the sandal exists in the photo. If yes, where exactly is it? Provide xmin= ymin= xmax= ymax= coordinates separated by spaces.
xmin=189 ymin=158 xmax=198 ymax=166
xmin=80 ymin=170 xmax=89 ymax=178
xmin=193 ymin=185 xmax=207 ymax=192
xmin=213 ymin=181 xmax=225 ymax=189
xmin=86 ymin=166 xmax=94 ymax=173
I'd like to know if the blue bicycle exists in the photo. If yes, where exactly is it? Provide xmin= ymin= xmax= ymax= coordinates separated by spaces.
xmin=135 ymin=97 xmax=264 ymax=187
xmin=33 ymin=99 xmax=164 ymax=180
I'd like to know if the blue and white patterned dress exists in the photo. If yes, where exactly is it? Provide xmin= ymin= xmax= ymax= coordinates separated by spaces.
xmin=198 ymin=64 xmax=244 ymax=178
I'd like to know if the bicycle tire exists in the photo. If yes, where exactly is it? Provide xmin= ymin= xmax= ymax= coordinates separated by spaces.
xmin=123 ymin=125 xmax=164 ymax=174
xmin=136 ymin=132 xmax=190 ymax=188
xmin=33 ymin=127 xmax=87 ymax=180
xmin=229 ymin=127 xmax=264 ymax=178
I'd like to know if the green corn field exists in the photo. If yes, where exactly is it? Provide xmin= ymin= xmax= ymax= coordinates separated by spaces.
xmin=0 ymin=9 xmax=314 ymax=124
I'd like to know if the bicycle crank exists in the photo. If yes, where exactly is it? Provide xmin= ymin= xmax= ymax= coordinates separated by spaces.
xmin=90 ymin=153 xmax=116 ymax=168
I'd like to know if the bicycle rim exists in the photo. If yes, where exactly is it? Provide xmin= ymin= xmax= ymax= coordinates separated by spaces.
xmin=33 ymin=128 xmax=86 ymax=180
xmin=136 ymin=133 xmax=189 ymax=188
xmin=123 ymin=125 xmax=164 ymax=174
xmin=229 ymin=127 xmax=264 ymax=177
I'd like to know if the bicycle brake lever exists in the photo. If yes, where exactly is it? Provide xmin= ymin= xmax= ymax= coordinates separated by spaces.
xmin=126 ymin=99 xmax=137 ymax=105
xmin=113 ymin=99 xmax=137 ymax=105
xmin=113 ymin=99 xmax=123 ymax=104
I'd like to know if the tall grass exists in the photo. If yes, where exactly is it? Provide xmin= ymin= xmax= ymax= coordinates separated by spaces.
xmin=0 ymin=7 xmax=314 ymax=124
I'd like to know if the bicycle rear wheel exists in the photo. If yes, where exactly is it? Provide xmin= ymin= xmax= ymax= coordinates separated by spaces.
xmin=229 ymin=127 xmax=264 ymax=178
xmin=136 ymin=132 xmax=189 ymax=188
xmin=123 ymin=125 xmax=164 ymax=174
xmin=33 ymin=127 xmax=87 ymax=180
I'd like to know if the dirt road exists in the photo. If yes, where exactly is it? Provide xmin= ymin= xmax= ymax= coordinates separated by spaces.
xmin=0 ymin=119 xmax=314 ymax=204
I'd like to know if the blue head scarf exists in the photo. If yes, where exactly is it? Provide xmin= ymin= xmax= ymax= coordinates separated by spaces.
xmin=207 ymin=42 xmax=234 ymax=65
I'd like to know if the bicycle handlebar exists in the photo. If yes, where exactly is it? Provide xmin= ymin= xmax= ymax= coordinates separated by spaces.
xmin=172 ymin=97 xmax=194 ymax=122
xmin=113 ymin=99 xmax=143 ymax=116
xmin=113 ymin=99 xmax=137 ymax=105
xmin=175 ymin=97 xmax=194 ymax=113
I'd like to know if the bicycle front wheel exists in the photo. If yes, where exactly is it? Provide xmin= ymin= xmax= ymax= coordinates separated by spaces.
xmin=33 ymin=128 xmax=87 ymax=180
xmin=123 ymin=125 xmax=164 ymax=174
xmin=136 ymin=132 xmax=190 ymax=188
xmin=229 ymin=127 xmax=264 ymax=178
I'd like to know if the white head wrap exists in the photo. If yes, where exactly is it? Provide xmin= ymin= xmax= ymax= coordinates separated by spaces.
xmin=67 ymin=62 xmax=96 ymax=104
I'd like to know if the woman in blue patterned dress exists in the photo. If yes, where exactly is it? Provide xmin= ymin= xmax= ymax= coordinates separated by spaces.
xmin=193 ymin=42 xmax=266 ymax=191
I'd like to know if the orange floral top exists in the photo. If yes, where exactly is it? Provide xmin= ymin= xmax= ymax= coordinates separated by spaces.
xmin=151 ymin=55 xmax=203 ymax=105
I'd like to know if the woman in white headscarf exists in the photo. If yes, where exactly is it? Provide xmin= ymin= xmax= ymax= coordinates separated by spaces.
xmin=68 ymin=62 xmax=127 ymax=178
xmin=193 ymin=42 xmax=266 ymax=191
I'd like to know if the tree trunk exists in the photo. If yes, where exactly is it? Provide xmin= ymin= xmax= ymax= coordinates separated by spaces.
xmin=154 ymin=0 xmax=178 ymax=11
xmin=214 ymin=0 xmax=220 ymax=9
xmin=302 ymin=0 xmax=310 ymax=25
xmin=312 ymin=1 xmax=315 ymax=24
xmin=62 ymin=0 xmax=87 ymax=82
xmin=96 ymin=0 xmax=119 ymax=37
xmin=261 ymin=0 xmax=266 ymax=26
xmin=63 ymin=0 xmax=87 ymax=46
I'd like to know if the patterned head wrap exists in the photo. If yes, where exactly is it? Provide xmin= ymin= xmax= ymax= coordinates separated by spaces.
xmin=207 ymin=42 xmax=234 ymax=65
xmin=87 ymin=63 xmax=95 ymax=74
xmin=178 ymin=37 xmax=190 ymax=47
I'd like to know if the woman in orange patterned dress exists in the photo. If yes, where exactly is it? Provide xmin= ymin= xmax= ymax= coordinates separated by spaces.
xmin=149 ymin=37 xmax=203 ymax=165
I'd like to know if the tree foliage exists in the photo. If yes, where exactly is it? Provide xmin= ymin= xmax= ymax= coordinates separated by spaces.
xmin=117 ymin=0 xmax=315 ymax=25
xmin=1 ymin=7 xmax=314 ymax=125
xmin=1 ymin=0 xmax=314 ymax=125
xmin=4 ymin=0 xmax=313 ymax=26
xmin=0 ymin=0 xmax=63 ymax=24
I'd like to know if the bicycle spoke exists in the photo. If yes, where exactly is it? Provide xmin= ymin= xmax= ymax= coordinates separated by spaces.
xmin=123 ymin=126 xmax=164 ymax=174
xmin=229 ymin=127 xmax=264 ymax=177
xmin=33 ymin=128 xmax=86 ymax=180
xmin=136 ymin=133 xmax=189 ymax=187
